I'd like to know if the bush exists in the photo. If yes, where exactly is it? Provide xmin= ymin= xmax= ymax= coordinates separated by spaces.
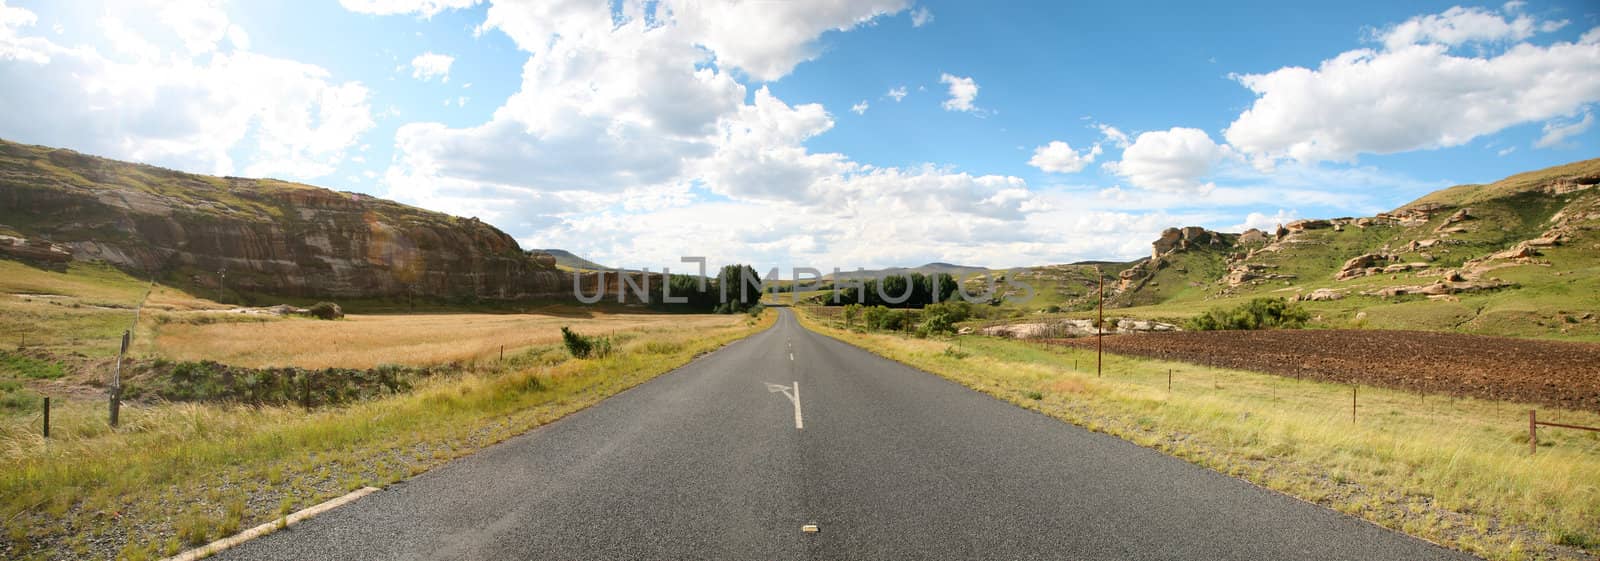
xmin=560 ymin=326 xmax=612 ymax=359
xmin=306 ymin=301 xmax=344 ymax=320
xmin=1186 ymin=297 xmax=1310 ymax=331
xmin=916 ymin=301 xmax=973 ymax=336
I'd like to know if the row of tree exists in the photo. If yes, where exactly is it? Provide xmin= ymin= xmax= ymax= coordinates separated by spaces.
xmin=655 ymin=264 xmax=765 ymax=314
xmin=828 ymin=273 xmax=961 ymax=308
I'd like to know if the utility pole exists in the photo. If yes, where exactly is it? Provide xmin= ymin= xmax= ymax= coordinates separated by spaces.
xmin=1096 ymin=266 xmax=1104 ymax=378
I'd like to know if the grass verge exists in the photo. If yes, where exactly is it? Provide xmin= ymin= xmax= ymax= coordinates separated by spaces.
xmin=798 ymin=308 xmax=1600 ymax=561
xmin=0 ymin=310 xmax=774 ymax=560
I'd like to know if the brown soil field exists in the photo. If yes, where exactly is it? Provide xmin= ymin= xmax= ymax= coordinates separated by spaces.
xmin=1050 ymin=329 xmax=1600 ymax=410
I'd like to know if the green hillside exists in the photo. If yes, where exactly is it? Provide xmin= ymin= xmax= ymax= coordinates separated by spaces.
xmin=1002 ymin=158 xmax=1600 ymax=341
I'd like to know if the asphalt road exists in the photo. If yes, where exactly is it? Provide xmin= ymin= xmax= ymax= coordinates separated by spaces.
xmin=217 ymin=309 xmax=1475 ymax=560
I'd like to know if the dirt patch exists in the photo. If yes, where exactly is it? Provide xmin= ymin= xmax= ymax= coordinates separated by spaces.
xmin=1050 ymin=329 xmax=1600 ymax=410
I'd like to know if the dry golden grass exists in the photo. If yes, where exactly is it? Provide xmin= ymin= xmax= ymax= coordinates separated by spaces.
xmin=152 ymin=310 xmax=748 ymax=369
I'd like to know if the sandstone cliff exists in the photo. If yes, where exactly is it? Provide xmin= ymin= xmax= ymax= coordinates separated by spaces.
xmin=0 ymin=139 xmax=581 ymax=301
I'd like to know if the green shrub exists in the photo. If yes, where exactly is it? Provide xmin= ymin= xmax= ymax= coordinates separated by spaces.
xmin=306 ymin=301 xmax=344 ymax=320
xmin=916 ymin=301 xmax=973 ymax=336
xmin=0 ymin=351 xmax=66 ymax=379
xmin=560 ymin=326 xmax=612 ymax=359
xmin=1187 ymin=297 xmax=1311 ymax=331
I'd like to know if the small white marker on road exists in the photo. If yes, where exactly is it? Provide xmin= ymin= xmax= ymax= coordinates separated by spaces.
xmin=802 ymin=524 xmax=819 ymax=534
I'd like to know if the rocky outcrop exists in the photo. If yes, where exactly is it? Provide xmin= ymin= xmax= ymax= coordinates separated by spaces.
xmin=0 ymin=234 xmax=71 ymax=264
xmin=1151 ymin=226 xmax=1227 ymax=259
xmin=1237 ymin=228 xmax=1268 ymax=245
xmin=1295 ymin=288 xmax=1346 ymax=302
xmin=0 ymin=140 xmax=576 ymax=301
xmin=1378 ymin=203 xmax=1448 ymax=227
xmin=1284 ymin=219 xmax=1332 ymax=232
xmin=980 ymin=318 xmax=1180 ymax=339
xmin=1363 ymin=278 xmax=1513 ymax=298
xmin=1334 ymin=252 xmax=1398 ymax=281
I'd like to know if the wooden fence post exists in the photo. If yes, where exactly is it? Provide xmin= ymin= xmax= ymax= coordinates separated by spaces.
xmin=42 ymin=396 xmax=49 ymax=438
xmin=1168 ymin=369 xmax=1172 ymax=393
xmin=108 ymin=388 xmax=119 ymax=427
xmin=1352 ymin=385 xmax=1358 ymax=424
xmin=1529 ymin=409 xmax=1537 ymax=455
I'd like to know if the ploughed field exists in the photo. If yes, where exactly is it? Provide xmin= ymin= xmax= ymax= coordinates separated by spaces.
xmin=1052 ymin=329 xmax=1600 ymax=410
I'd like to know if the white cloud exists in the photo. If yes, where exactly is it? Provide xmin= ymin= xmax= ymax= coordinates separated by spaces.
xmin=1096 ymin=123 xmax=1131 ymax=148
xmin=885 ymin=86 xmax=907 ymax=102
xmin=659 ymin=0 xmax=910 ymax=81
xmin=0 ymin=0 xmax=372 ymax=179
xmin=1374 ymin=5 xmax=1548 ymax=50
xmin=939 ymin=73 xmax=978 ymax=112
xmin=910 ymin=6 xmax=934 ymax=27
xmin=1535 ymin=111 xmax=1593 ymax=148
xmin=850 ymin=100 xmax=869 ymax=115
xmin=1106 ymin=127 xmax=1230 ymax=193
xmin=410 ymin=51 xmax=453 ymax=82
xmin=158 ymin=0 xmax=233 ymax=54
xmin=339 ymin=0 xmax=480 ymax=18
xmin=1027 ymin=140 xmax=1101 ymax=174
xmin=1226 ymin=6 xmax=1600 ymax=166
xmin=1231 ymin=209 xmax=1298 ymax=232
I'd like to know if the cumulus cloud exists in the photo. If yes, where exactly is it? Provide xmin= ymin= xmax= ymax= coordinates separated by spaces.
xmin=1106 ymin=127 xmax=1231 ymax=193
xmin=1225 ymin=6 xmax=1600 ymax=166
xmin=1535 ymin=111 xmax=1593 ymax=148
xmin=850 ymin=100 xmax=869 ymax=115
xmin=939 ymin=73 xmax=978 ymax=112
xmin=885 ymin=86 xmax=907 ymax=102
xmin=0 ymin=0 xmax=372 ymax=179
xmin=659 ymin=0 xmax=909 ymax=81
xmin=1027 ymin=140 xmax=1101 ymax=174
xmin=410 ymin=51 xmax=453 ymax=82
xmin=339 ymin=0 xmax=480 ymax=18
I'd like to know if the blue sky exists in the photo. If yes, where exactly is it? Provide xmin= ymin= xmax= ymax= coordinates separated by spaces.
xmin=1 ymin=0 xmax=1596 ymax=271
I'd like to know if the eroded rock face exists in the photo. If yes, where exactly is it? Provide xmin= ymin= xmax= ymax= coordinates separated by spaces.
xmin=0 ymin=141 xmax=573 ymax=301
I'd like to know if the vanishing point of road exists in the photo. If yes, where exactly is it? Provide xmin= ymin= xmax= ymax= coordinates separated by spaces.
xmin=216 ymin=309 xmax=1474 ymax=561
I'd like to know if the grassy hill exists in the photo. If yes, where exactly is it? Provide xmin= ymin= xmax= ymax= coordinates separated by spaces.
xmin=1011 ymin=158 xmax=1600 ymax=341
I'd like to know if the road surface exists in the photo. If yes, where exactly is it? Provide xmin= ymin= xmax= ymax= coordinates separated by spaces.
xmin=217 ymin=309 xmax=1473 ymax=560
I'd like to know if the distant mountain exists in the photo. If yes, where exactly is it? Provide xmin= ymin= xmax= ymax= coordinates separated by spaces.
xmin=532 ymin=249 xmax=613 ymax=271
xmin=824 ymin=262 xmax=991 ymax=281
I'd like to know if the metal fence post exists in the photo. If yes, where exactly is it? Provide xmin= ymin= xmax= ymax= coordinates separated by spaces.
xmin=42 ymin=396 xmax=49 ymax=438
